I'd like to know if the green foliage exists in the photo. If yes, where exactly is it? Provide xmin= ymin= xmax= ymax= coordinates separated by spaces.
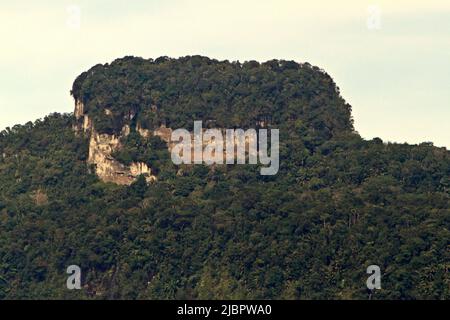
xmin=0 ymin=57 xmax=449 ymax=300
xmin=72 ymin=56 xmax=353 ymax=149
xmin=112 ymin=130 xmax=170 ymax=174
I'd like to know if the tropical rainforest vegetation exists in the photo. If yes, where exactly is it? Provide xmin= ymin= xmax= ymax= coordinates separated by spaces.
xmin=0 ymin=56 xmax=448 ymax=299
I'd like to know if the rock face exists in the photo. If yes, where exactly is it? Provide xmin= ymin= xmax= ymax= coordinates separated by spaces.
xmin=74 ymin=100 xmax=157 ymax=185
xmin=136 ymin=123 xmax=151 ymax=138
xmin=74 ymin=99 xmax=84 ymax=119
xmin=87 ymin=131 xmax=156 ymax=185
xmin=73 ymin=99 xmax=93 ymax=133
xmin=73 ymin=99 xmax=261 ymax=185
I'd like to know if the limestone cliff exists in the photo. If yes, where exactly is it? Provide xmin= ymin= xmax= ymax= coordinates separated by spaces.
xmin=73 ymin=100 xmax=157 ymax=185
xmin=87 ymin=131 xmax=156 ymax=185
xmin=73 ymin=98 xmax=261 ymax=185
xmin=73 ymin=99 xmax=93 ymax=133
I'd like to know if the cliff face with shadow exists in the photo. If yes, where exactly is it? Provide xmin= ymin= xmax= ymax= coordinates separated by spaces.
xmin=73 ymin=100 xmax=169 ymax=185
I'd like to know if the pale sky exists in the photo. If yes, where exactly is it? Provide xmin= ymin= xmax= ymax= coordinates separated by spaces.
xmin=1 ymin=0 xmax=449 ymax=148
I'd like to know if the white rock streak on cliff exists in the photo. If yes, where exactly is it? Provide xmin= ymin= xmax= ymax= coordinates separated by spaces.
xmin=74 ymin=100 xmax=158 ymax=185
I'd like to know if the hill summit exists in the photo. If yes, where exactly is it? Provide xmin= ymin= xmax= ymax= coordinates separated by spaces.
xmin=71 ymin=56 xmax=355 ymax=184
xmin=0 ymin=56 xmax=448 ymax=299
xmin=72 ymin=56 xmax=354 ymax=135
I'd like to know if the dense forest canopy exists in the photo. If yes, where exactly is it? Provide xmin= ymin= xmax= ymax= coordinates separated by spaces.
xmin=0 ymin=56 xmax=449 ymax=299
xmin=72 ymin=56 xmax=353 ymax=145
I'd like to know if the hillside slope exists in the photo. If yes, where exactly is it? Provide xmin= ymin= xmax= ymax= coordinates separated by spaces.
xmin=0 ymin=56 xmax=449 ymax=299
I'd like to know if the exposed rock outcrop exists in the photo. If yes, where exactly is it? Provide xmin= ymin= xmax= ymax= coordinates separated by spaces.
xmin=74 ymin=100 xmax=157 ymax=185
xmin=73 ymin=100 xmax=260 ymax=185
xmin=153 ymin=125 xmax=172 ymax=145
xmin=136 ymin=123 xmax=151 ymax=138
xmin=31 ymin=189 xmax=49 ymax=206
xmin=73 ymin=100 xmax=93 ymax=133
xmin=74 ymin=99 xmax=84 ymax=119
xmin=87 ymin=131 xmax=156 ymax=185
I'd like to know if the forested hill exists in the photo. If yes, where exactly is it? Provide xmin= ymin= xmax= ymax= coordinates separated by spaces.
xmin=0 ymin=56 xmax=449 ymax=299
xmin=71 ymin=56 xmax=353 ymax=145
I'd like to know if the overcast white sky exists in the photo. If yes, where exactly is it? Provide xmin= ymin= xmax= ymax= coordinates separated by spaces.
xmin=1 ymin=0 xmax=449 ymax=147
